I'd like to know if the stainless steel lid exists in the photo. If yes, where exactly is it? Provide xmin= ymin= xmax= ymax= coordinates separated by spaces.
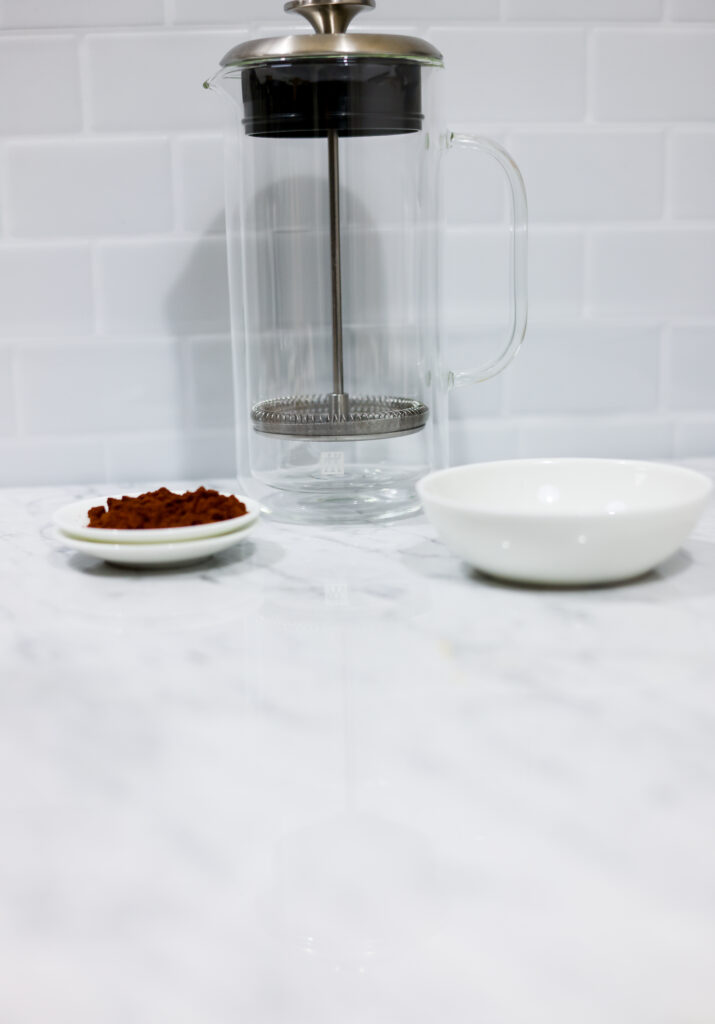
xmin=219 ymin=0 xmax=443 ymax=68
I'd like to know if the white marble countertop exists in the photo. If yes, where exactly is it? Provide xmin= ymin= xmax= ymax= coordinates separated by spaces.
xmin=2 ymin=463 xmax=715 ymax=1024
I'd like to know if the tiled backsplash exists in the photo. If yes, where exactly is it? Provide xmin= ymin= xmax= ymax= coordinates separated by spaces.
xmin=0 ymin=0 xmax=714 ymax=485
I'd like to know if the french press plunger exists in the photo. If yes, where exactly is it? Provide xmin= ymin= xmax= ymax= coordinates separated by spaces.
xmin=206 ymin=0 xmax=527 ymax=523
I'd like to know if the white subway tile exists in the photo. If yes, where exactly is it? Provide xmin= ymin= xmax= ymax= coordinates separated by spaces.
xmin=253 ymin=21 xmax=419 ymax=37
xmin=444 ymin=229 xmax=509 ymax=326
xmin=589 ymin=229 xmax=715 ymax=316
xmin=669 ymin=132 xmax=715 ymax=219
xmin=507 ymin=324 xmax=660 ymax=414
xmin=342 ymin=230 xmax=429 ymax=329
xmin=87 ymin=31 xmax=243 ymax=132
xmin=529 ymin=230 xmax=585 ymax=318
xmin=185 ymin=430 xmax=236 ymax=479
xmin=7 ymin=140 xmax=173 ymax=238
xmin=0 ymin=0 xmax=164 ymax=28
xmin=96 ymin=239 xmax=230 ymax=335
xmin=449 ymin=376 xmax=503 ymax=420
xmin=506 ymin=131 xmax=664 ymax=222
xmin=594 ymin=30 xmax=715 ymax=121
xmin=443 ymin=134 xmax=507 ymax=225
xmin=104 ymin=433 xmax=183 ymax=482
xmin=16 ymin=339 xmax=183 ymax=435
xmin=175 ymin=136 xmax=225 ymax=234
xmin=369 ymin=0 xmax=499 ymax=17
xmin=188 ymin=337 xmax=235 ymax=429
xmin=0 ymin=438 xmax=106 ymax=486
xmin=342 ymin=134 xmax=442 ymax=229
xmin=0 ymin=245 xmax=93 ymax=337
xmin=670 ymin=0 xmax=715 ymax=20
xmin=505 ymin=0 xmax=662 ymax=19
xmin=516 ymin=417 xmax=674 ymax=459
xmin=0 ymin=37 xmax=80 ymax=135
xmin=446 ymin=332 xmax=504 ymax=418
xmin=104 ymin=430 xmax=235 ymax=482
xmin=252 ymin=23 xmax=312 ymax=37
xmin=243 ymin=5 xmax=492 ymax=29
xmin=666 ymin=326 xmax=715 ymax=410
xmin=450 ymin=420 xmax=519 ymax=465
xmin=0 ymin=345 xmax=16 ymax=436
xmin=428 ymin=28 xmax=586 ymax=122
xmin=445 ymin=228 xmax=583 ymax=326
xmin=172 ymin=0 xmax=429 ymax=21
xmin=173 ymin=0 xmax=283 ymax=22
xmin=674 ymin=417 xmax=715 ymax=457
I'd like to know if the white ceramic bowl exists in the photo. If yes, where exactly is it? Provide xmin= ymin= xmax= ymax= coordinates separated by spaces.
xmin=417 ymin=459 xmax=713 ymax=586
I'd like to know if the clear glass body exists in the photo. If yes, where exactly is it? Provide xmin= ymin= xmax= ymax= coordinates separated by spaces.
xmin=210 ymin=61 xmax=527 ymax=523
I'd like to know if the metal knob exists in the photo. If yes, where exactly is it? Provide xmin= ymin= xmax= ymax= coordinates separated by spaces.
xmin=284 ymin=0 xmax=375 ymax=35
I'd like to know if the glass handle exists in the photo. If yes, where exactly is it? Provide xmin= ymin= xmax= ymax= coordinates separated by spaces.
xmin=447 ymin=132 xmax=528 ymax=389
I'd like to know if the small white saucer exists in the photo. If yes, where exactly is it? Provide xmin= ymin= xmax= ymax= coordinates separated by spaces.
xmin=53 ymin=518 xmax=258 ymax=568
xmin=53 ymin=494 xmax=259 ymax=544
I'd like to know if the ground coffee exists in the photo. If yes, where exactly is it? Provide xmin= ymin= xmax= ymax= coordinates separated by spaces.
xmin=88 ymin=487 xmax=247 ymax=529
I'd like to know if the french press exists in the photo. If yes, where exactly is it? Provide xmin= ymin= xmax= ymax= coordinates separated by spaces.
xmin=206 ymin=0 xmax=527 ymax=523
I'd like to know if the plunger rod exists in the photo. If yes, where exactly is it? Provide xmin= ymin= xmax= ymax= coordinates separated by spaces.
xmin=327 ymin=128 xmax=345 ymax=402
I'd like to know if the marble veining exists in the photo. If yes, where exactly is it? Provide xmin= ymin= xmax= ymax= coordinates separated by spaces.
xmin=1 ymin=463 xmax=715 ymax=1023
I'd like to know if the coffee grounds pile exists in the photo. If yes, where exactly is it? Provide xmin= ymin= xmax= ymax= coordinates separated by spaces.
xmin=87 ymin=487 xmax=247 ymax=530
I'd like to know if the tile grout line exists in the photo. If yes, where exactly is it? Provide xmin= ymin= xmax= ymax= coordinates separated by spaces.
xmin=0 ymin=139 xmax=10 ymax=240
xmin=76 ymin=31 xmax=92 ymax=136
xmin=662 ymin=127 xmax=674 ymax=222
xmin=3 ymin=125 xmax=709 ymax=145
xmin=584 ymin=26 xmax=596 ymax=125
xmin=11 ymin=336 xmax=29 ymax=440
xmin=447 ymin=222 xmax=715 ymax=234
xmin=89 ymin=236 xmax=103 ymax=339
xmin=168 ymin=135 xmax=183 ymax=236
xmin=581 ymin=227 xmax=593 ymax=321
xmin=659 ymin=322 xmax=671 ymax=417
xmin=0 ymin=229 xmax=228 ymax=248
xmin=4 ymin=19 xmax=714 ymax=37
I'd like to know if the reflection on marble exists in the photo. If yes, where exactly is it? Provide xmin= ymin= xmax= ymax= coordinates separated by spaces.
xmin=1 ymin=464 xmax=715 ymax=1022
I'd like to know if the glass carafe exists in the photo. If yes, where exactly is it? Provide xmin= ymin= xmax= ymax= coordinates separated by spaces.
xmin=206 ymin=0 xmax=527 ymax=523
